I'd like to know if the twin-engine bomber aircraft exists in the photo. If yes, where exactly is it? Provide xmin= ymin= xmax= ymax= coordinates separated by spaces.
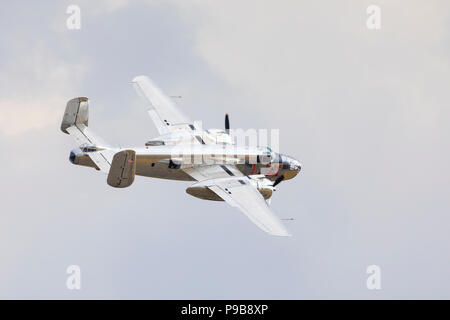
xmin=61 ymin=76 xmax=301 ymax=236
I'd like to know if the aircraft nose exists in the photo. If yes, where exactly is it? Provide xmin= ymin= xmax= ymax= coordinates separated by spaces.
xmin=294 ymin=160 xmax=302 ymax=171
xmin=292 ymin=160 xmax=302 ymax=171
xmin=284 ymin=155 xmax=301 ymax=171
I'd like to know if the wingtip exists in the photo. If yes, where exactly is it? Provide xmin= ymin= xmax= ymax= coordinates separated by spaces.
xmin=132 ymin=75 xmax=148 ymax=83
xmin=278 ymin=233 xmax=293 ymax=237
xmin=269 ymin=230 xmax=292 ymax=237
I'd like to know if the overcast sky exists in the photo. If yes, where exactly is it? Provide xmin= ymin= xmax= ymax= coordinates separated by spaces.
xmin=1 ymin=0 xmax=450 ymax=299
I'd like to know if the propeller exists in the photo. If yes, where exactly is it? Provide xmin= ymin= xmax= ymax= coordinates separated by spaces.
xmin=225 ymin=113 xmax=230 ymax=134
xmin=267 ymin=176 xmax=284 ymax=205
xmin=272 ymin=175 xmax=285 ymax=187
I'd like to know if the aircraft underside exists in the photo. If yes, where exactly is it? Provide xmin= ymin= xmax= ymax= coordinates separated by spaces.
xmin=72 ymin=155 xmax=284 ymax=182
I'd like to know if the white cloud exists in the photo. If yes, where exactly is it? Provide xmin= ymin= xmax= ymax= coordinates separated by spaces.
xmin=170 ymin=0 xmax=450 ymax=164
xmin=0 ymin=43 xmax=87 ymax=136
xmin=1 ymin=0 xmax=450 ymax=299
xmin=168 ymin=1 xmax=450 ymax=275
xmin=75 ymin=0 xmax=163 ymax=15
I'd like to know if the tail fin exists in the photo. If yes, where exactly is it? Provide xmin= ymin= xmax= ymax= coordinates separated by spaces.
xmin=61 ymin=97 xmax=89 ymax=134
xmin=61 ymin=97 xmax=113 ymax=173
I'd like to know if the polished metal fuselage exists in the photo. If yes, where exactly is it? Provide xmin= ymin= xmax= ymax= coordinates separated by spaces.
xmin=70 ymin=130 xmax=301 ymax=182
xmin=72 ymin=151 xmax=300 ymax=182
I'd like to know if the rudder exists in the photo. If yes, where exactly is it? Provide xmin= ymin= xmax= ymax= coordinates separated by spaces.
xmin=61 ymin=97 xmax=89 ymax=134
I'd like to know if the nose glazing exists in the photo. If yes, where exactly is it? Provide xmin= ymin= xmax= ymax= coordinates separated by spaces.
xmin=285 ymin=156 xmax=301 ymax=171
xmin=292 ymin=159 xmax=301 ymax=171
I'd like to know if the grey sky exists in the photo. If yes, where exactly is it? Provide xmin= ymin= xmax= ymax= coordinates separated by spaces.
xmin=1 ymin=0 xmax=450 ymax=298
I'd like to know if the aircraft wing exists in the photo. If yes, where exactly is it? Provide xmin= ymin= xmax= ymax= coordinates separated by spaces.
xmin=132 ymin=75 xmax=192 ymax=135
xmin=184 ymin=165 xmax=291 ymax=237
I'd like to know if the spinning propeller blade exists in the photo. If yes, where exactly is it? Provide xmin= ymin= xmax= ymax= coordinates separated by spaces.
xmin=225 ymin=113 xmax=230 ymax=134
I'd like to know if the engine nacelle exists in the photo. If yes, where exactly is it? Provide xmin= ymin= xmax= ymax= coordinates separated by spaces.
xmin=257 ymin=185 xmax=274 ymax=200
xmin=186 ymin=185 xmax=223 ymax=201
xmin=205 ymin=128 xmax=233 ymax=144
xmin=186 ymin=176 xmax=275 ymax=201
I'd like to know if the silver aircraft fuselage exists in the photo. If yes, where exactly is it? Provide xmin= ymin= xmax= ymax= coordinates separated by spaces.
xmin=71 ymin=142 xmax=301 ymax=182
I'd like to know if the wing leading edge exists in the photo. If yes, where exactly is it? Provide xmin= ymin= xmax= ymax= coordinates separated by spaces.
xmin=132 ymin=75 xmax=191 ymax=135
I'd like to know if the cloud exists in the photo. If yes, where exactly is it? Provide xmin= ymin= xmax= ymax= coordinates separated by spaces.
xmin=170 ymin=0 xmax=450 ymax=173
xmin=165 ymin=1 xmax=450 ymax=297
xmin=0 ymin=42 xmax=87 ymax=136
xmin=74 ymin=0 xmax=164 ymax=16
xmin=1 ymin=0 xmax=450 ymax=299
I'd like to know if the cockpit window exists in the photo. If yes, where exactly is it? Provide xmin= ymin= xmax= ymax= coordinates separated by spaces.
xmin=259 ymin=151 xmax=272 ymax=164
xmin=267 ymin=152 xmax=281 ymax=164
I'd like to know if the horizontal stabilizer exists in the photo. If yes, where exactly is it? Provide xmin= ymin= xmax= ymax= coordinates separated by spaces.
xmin=107 ymin=150 xmax=136 ymax=188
